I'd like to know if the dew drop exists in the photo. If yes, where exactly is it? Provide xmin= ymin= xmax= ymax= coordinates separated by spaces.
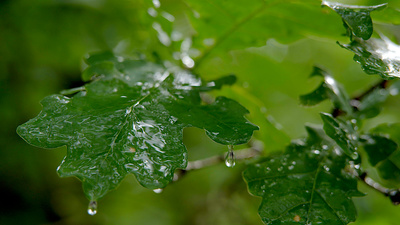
xmin=87 ymin=200 xmax=97 ymax=216
xmin=153 ymin=188 xmax=163 ymax=194
xmin=152 ymin=0 xmax=160 ymax=8
xmin=225 ymin=145 xmax=236 ymax=168
xmin=312 ymin=150 xmax=320 ymax=155
xmin=147 ymin=8 xmax=158 ymax=17
xmin=182 ymin=55 xmax=195 ymax=68
xmin=126 ymin=107 xmax=132 ymax=115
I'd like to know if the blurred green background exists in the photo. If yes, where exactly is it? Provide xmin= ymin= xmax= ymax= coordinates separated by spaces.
xmin=1 ymin=0 xmax=400 ymax=224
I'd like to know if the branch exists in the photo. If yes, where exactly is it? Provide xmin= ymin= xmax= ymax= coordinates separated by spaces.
xmin=358 ymin=172 xmax=400 ymax=205
xmin=173 ymin=140 xmax=263 ymax=182
xmin=331 ymin=79 xmax=390 ymax=117
xmin=333 ymin=79 xmax=400 ymax=204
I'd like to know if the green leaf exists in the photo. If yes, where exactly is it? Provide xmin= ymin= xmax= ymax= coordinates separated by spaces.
xmin=363 ymin=134 xmax=397 ymax=166
xmin=217 ymin=85 xmax=291 ymax=153
xmin=338 ymin=36 xmax=400 ymax=79
xmin=322 ymin=1 xmax=387 ymax=40
xmin=243 ymin=126 xmax=362 ymax=225
xmin=320 ymin=113 xmax=358 ymax=159
xmin=180 ymin=0 xmax=345 ymax=69
xmin=82 ymin=61 xmax=120 ymax=82
xmin=365 ymin=124 xmax=400 ymax=186
xmin=300 ymin=67 xmax=353 ymax=114
xmin=17 ymin=53 xmax=258 ymax=200
xmin=354 ymin=80 xmax=400 ymax=119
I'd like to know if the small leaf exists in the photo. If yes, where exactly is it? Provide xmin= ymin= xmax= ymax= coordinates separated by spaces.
xmin=366 ymin=124 xmax=400 ymax=185
xmin=300 ymin=82 xmax=329 ymax=106
xmin=17 ymin=54 xmax=258 ymax=200
xmin=243 ymin=126 xmax=362 ymax=225
xmin=82 ymin=61 xmax=119 ymax=81
xmin=338 ymin=36 xmax=400 ymax=79
xmin=320 ymin=113 xmax=358 ymax=159
xmin=363 ymin=134 xmax=397 ymax=166
xmin=300 ymin=67 xmax=352 ymax=115
xmin=354 ymin=80 xmax=400 ymax=119
xmin=322 ymin=1 xmax=387 ymax=40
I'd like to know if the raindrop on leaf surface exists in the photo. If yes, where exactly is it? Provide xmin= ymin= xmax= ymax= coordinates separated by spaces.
xmin=225 ymin=145 xmax=236 ymax=168
xmin=153 ymin=188 xmax=163 ymax=194
xmin=87 ymin=200 xmax=97 ymax=216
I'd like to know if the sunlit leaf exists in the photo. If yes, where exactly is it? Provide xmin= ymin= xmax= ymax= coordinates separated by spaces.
xmin=322 ymin=1 xmax=387 ymax=40
xmin=17 ymin=52 xmax=258 ymax=200
xmin=338 ymin=36 xmax=400 ymax=79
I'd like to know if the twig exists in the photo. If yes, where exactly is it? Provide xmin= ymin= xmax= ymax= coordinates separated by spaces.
xmin=353 ymin=80 xmax=389 ymax=101
xmin=333 ymin=79 xmax=400 ymax=204
xmin=331 ymin=79 xmax=389 ymax=117
xmin=358 ymin=172 xmax=400 ymax=205
xmin=173 ymin=141 xmax=263 ymax=182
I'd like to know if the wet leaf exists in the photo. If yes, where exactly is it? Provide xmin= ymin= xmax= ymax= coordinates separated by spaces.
xmin=300 ymin=67 xmax=352 ymax=114
xmin=338 ymin=36 xmax=400 ymax=79
xmin=322 ymin=1 xmax=387 ymax=40
xmin=17 ymin=52 xmax=258 ymax=200
xmin=354 ymin=80 xmax=400 ymax=119
xmin=181 ymin=0 xmax=345 ymax=69
xmin=243 ymin=126 xmax=362 ymax=225
xmin=320 ymin=113 xmax=358 ymax=159
xmin=363 ymin=134 xmax=397 ymax=166
xmin=365 ymin=124 xmax=400 ymax=185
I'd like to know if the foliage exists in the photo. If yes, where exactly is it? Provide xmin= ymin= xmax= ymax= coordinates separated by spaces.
xmin=17 ymin=53 xmax=257 ymax=200
xmin=6 ymin=0 xmax=400 ymax=224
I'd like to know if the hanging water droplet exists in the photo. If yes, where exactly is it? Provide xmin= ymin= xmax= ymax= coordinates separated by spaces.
xmin=225 ymin=145 xmax=236 ymax=168
xmin=87 ymin=200 xmax=97 ymax=216
xmin=153 ymin=188 xmax=163 ymax=194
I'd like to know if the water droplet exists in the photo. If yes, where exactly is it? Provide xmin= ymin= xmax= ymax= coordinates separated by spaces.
xmin=126 ymin=107 xmax=132 ymax=115
xmin=169 ymin=116 xmax=178 ymax=124
xmin=152 ymin=22 xmax=171 ymax=46
xmin=161 ymin=11 xmax=175 ymax=22
xmin=312 ymin=150 xmax=320 ymax=155
xmin=153 ymin=188 xmax=163 ymax=194
xmin=182 ymin=55 xmax=195 ymax=68
xmin=203 ymin=38 xmax=215 ymax=46
xmin=288 ymin=165 xmax=294 ymax=170
xmin=390 ymin=88 xmax=399 ymax=96
xmin=225 ymin=145 xmax=236 ymax=168
xmin=148 ymin=8 xmax=158 ymax=17
xmin=152 ymin=0 xmax=160 ymax=8
xmin=87 ymin=200 xmax=97 ymax=216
